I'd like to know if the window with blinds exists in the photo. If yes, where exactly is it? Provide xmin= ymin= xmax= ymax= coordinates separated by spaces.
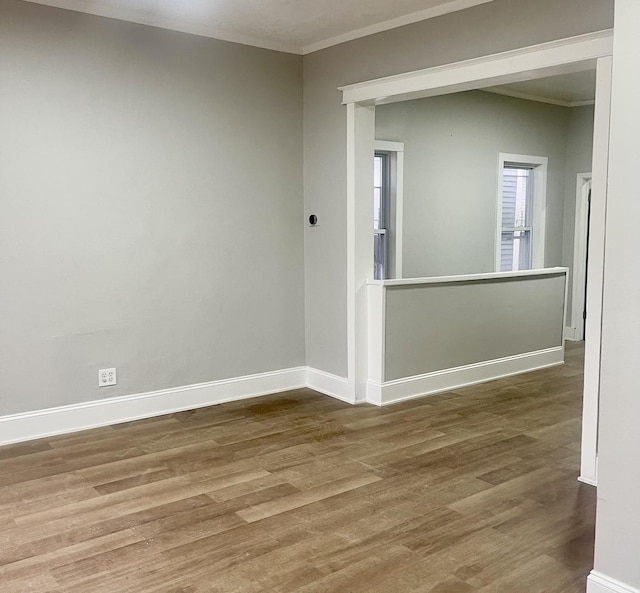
xmin=373 ymin=153 xmax=389 ymax=280
xmin=500 ymin=165 xmax=534 ymax=272
xmin=496 ymin=153 xmax=547 ymax=273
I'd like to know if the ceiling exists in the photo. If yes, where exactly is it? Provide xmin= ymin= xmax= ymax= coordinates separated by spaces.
xmin=22 ymin=0 xmax=493 ymax=54
xmin=484 ymin=70 xmax=597 ymax=107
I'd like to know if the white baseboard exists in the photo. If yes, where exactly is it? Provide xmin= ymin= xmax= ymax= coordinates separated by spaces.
xmin=579 ymin=455 xmax=598 ymax=487
xmin=367 ymin=346 xmax=564 ymax=406
xmin=565 ymin=326 xmax=579 ymax=341
xmin=578 ymin=475 xmax=598 ymax=487
xmin=0 ymin=349 xmax=563 ymax=445
xmin=0 ymin=367 xmax=307 ymax=446
xmin=305 ymin=368 xmax=353 ymax=404
xmin=588 ymin=571 xmax=640 ymax=593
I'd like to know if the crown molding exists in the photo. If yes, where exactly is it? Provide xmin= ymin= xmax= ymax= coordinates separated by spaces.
xmin=22 ymin=0 xmax=494 ymax=56
xmin=21 ymin=0 xmax=302 ymax=54
xmin=301 ymin=0 xmax=495 ymax=55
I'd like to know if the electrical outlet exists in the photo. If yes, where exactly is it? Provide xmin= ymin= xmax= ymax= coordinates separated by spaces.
xmin=98 ymin=368 xmax=117 ymax=387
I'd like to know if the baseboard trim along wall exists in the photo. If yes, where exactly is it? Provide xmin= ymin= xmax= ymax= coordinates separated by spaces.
xmin=0 ymin=350 xmax=562 ymax=445
xmin=305 ymin=368 xmax=353 ymax=404
xmin=366 ymin=347 xmax=564 ymax=406
xmin=0 ymin=367 xmax=307 ymax=447
xmin=578 ymin=474 xmax=598 ymax=487
xmin=587 ymin=571 xmax=640 ymax=593
xmin=0 ymin=366 xmax=357 ymax=446
xmin=565 ymin=326 xmax=580 ymax=341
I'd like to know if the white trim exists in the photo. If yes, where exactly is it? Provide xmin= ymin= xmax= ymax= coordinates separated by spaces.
xmin=0 ymin=338 xmax=572 ymax=440
xmin=21 ymin=0 xmax=302 ymax=55
xmin=367 ymin=347 xmax=564 ymax=406
xmin=587 ymin=572 xmax=640 ymax=593
xmin=23 ymin=0 xmax=493 ymax=56
xmin=340 ymin=30 xmax=613 ymax=105
xmin=0 ymin=368 xmax=307 ymax=447
xmin=346 ymin=102 xmax=357 ymax=402
xmin=565 ymin=326 xmax=579 ymax=341
xmin=305 ymin=368 xmax=352 ymax=404
xmin=562 ymin=264 xmax=570 ymax=356
xmin=580 ymin=55 xmax=613 ymax=487
xmin=349 ymin=104 xmax=376 ymax=404
xmin=481 ymin=87 xmax=595 ymax=108
xmin=375 ymin=140 xmax=404 ymax=153
xmin=375 ymin=140 xmax=405 ymax=279
xmin=569 ymin=173 xmax=593 ymax=341
xmin=578 ymin=474 xmax=597 ymax=487
xmin=369 ymin=267 xmax=567 ymax=287
xmin=394 ymin=148 xmax=404 ymax=279
xmin=301 ymin=0 xmax=494 ymax=55
xmin=367 ymin=283 xmax=386 ymax=388
xmin=495 ymin=153 xmax=548 ymax=272
xmin=0 ymin=366 xmax=366 ymax=446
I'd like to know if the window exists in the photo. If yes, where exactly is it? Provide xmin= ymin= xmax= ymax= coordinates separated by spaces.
xmin=373 ymin=152 xmax=389 ymax=280
xmin=373 ymin=141 xmax=404 ymax=280
xmin=496 ymin=154 xmax=548 ymax=272
xmin=500 ymin=166 xmax=533 ymax=271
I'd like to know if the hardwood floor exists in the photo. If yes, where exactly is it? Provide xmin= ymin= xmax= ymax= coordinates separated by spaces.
xmin=0 ymin=343 xmax=595 ymax=593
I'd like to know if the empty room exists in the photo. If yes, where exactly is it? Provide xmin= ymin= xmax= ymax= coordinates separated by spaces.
xmin=1 ymin=0 xmax=639 ymax=592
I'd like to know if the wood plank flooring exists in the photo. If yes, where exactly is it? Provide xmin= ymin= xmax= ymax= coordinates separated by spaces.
xmin=0 ymin=343 xmax=595 ymax=592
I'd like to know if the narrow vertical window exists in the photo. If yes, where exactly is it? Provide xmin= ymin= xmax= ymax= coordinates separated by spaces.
xmin=496 ymin=154 xmax=547 ymax=273
xmin=373 ymin=153 xmax=389 ymax=279
xmin=500 ymin=166 xmax=533 ymax=271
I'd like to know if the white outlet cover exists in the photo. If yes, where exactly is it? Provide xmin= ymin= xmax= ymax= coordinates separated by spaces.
xmin=98 ymin=368 xmax=117 ymax=386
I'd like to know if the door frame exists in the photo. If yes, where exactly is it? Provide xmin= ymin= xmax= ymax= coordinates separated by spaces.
xmin=580 ymin=56 xmax=613 ymax=486
xmin=341 ymin=30 xmax=613 ymax=485
xmin=567 ymin=173 xmax=593 ymax=341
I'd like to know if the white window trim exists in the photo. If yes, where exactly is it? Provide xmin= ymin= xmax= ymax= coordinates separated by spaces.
xmin=375 ymin=140 xmax=404 ymax=279
xmin=495 ymin=153 xmax=548 ymax=272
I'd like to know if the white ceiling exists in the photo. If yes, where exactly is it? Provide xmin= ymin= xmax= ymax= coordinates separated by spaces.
xmin=484 ymin=70 xmax=597 ymax=107
xmin=22 ymin=0 xmax=494 ymax=54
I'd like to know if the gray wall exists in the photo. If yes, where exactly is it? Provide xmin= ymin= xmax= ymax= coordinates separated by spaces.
xmin=303 ymin=0 xmax=614 ymax=378
xmin=562 ymin=105 xmax=595 ymax=320
xmin=385 ymin=273 xmax=566 ymax=381
xmin=0 ymin=0 xmax=305 ymax=415
xmin=593 ymin=0 xmax=640 ymax=588
xmin=375 ymin=91 xmax=571 ymax=278
xmin=0 ymin=0 xmax=614 ymax=415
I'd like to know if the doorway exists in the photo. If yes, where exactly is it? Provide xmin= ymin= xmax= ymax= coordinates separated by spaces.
xmin=343 ymin=31 xmax=613 ymax=486
xmin=569 ymin=173 xmax=593 ymax=342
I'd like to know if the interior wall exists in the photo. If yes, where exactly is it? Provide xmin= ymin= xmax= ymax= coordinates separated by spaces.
xmin=0 ymin=0 xmax=305 ymax=416
xmin=562 ymin=105 xmax=595 ymax=321
xmin=385 ymin=273 xmax=566 ymax=381
xmin=592 ymin=0 xmax=640 ymax=588
xmin=303 ymin=0 xmax=614 ymax=378
xmin=375 ymin=91 xmax=571 ymax=278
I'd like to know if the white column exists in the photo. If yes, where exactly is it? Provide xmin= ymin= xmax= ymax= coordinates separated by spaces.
xmin=346 ymin=103 xmax=375 ymax=402
xmin=587 ymin=2 xmax=640 ymax=591
xmin=580 ymin=55 xmax=613 ymax=486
